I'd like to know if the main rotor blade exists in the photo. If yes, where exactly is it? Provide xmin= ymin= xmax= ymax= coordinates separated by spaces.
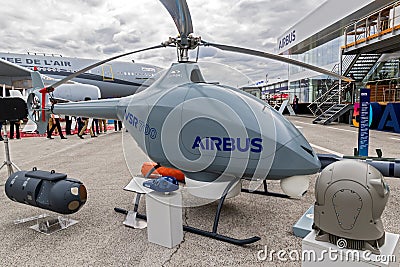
xmin=159 ymin=0 xmax=193 ymax=38
xmin=48 ymin=44 xmax=166 ymax=90
xmin=203 ymin=42 xmax=354 ymax=82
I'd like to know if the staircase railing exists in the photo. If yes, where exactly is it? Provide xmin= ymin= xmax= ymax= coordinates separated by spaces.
xmin=342 ymin=54 xmax=358 ymax=76
xmin=308 ymin=83 xmax=351 ymax=116
xmin=308 ymin=62 xmax=342 ymax=116
xmin=343 ymin=1 xmax=400 ymax=50
xmin=308 ymin=82 xmax=339 ymax=116
xmin=321 ymin=83 xmax=350 ymax=107
xmin=308 ymin=53 xmax=360 ymax=117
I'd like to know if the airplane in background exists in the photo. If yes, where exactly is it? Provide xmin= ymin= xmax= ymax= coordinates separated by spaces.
xmin=0 ymin=52 xmax=162 ymax=99
xmin=0 ymin=58 xmax=101 ymax=102
xmin=0 ymin=58 xmax=103 ymax=133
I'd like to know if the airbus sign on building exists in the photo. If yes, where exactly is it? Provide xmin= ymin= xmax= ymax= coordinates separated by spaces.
xmin=277 ymin=0 xmax=386 ymax=55
xmin=275 ymin=0 xmax=395 ymax=104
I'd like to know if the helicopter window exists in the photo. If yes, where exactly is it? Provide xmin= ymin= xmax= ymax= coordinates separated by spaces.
xmin=190 ymin=69 xmax=205 ymax=83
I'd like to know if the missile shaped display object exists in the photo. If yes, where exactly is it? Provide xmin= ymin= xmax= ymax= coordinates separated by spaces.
xmin=5 ymin=169 xmax=87 ymax=214
xmin=317 ymin=154 xmax=400 ymax=178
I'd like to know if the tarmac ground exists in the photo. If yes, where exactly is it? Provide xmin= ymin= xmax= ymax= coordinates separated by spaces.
xmin=0 ymin=116 xmax=399 ymax=266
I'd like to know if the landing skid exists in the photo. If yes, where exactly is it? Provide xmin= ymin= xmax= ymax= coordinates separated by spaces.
xmin=114 ymin=210 xmax=260 ymax=245
xmin=241 ymin=180 xmax=290 ymax=199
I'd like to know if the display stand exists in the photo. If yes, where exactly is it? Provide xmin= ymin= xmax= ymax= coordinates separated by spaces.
xmin=117 ymin=176 xmax=183 ymax=248
xmin=30 ymin=215 xmax=78 ymax=235
xmin=0 ymin=123 xmax=20 ymax=176
xmin=293 ymin=205 xmax=314 ymax=238
xmin=14 ymin=213 xmax=78 ymax=235
xmin=302 ymin=231 xmax=400 ymax=266
xmin=14 ymin=214 xmax=49 ymax=225
xmin=146 ymin=191 xmax=183 ymax=248
xmin=121 ymin=176 xmax=151 ymax=229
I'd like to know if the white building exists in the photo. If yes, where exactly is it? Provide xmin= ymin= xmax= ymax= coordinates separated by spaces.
xmin=277 ymin=0 xmax=399 ymax=107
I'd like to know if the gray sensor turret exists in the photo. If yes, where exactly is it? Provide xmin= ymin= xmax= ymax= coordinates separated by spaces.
xmin=314 ymin=160 xmax=389 ymax=254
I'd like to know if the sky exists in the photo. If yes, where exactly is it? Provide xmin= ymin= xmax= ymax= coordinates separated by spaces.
xmin=0 ymin=0 xmax=322 ymax=83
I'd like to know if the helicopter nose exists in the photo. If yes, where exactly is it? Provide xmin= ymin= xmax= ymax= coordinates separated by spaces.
xmin=270 ymin=132 xmax=321 ymax=179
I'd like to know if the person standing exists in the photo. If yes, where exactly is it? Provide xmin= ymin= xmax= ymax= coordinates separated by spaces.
xmin=92 ymin=118 xmax=99 ymax=136
xmin=292 ymin=95 xmax=299 ymax=113
xmin=47 ymin=114 xmax=67 ymax=139
xmin=77 ymin=117 xmax=84 ymax=136
xmin=77 ymin=97 xmax=96 ymax=139
xmin=348 ymin=74 xmax=356 ymax=103
xmin=0 ymin=121 xmax=3 ymax=141
xmin=9 ymin=120 xmax=20 ymax=139
xmin=114 ymin=120 xmax=122 ymax=131
xmin=65 ymin=115 xmax=73 ymax=135
xmin=99 ymin=119 xmax=107 ymax=134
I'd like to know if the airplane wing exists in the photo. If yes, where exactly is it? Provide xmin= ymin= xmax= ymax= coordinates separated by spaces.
xmin=0 ymin=58 xmax=65 ymax=87
xmin=0 ymin=58 xmax=32 ymax=94
xmin=0 ymin=58 xmax=32 ymax=77
xmin=0 ymin=58 xmax=101 ymax=101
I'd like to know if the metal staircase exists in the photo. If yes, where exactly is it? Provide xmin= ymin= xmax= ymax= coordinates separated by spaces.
xmin=309 ymin=2 xmax=400 ymax=125
xmin=312 ymin=103 xmax=353 ymax=125
xmin=307 ymin=53 xmax=379 ymax=125
xmin=308 ymin=82 xmax=349 ymax=116
xmin=344 ymin=54 xmax=381 ymax=81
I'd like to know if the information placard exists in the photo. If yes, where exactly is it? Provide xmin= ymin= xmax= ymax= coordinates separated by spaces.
xmin=358 ymin=88 xmax=370 ymax=156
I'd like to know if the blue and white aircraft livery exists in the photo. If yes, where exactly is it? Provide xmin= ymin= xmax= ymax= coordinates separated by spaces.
xmin=0 ymin=52 xmax=162 ymax=98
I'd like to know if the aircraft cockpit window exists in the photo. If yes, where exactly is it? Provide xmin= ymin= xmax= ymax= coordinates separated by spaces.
xmin=190 ymin=69 xmax=205 ymax=83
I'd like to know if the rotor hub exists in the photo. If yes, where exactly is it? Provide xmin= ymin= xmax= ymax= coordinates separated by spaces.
xmin=163 ymin=35 xmax=201 ymax=62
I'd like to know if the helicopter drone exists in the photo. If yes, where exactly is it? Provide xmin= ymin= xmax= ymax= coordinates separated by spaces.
xmin=27 ymin=0 xmax=353 ymax=245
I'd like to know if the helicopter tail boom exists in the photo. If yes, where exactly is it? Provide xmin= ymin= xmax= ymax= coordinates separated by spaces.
xmin=52 ymin=99 xmax=121 ymax=120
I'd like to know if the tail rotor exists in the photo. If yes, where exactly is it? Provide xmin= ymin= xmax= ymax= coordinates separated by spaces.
xmin=27 ymin=72 xmax=51 ymax=134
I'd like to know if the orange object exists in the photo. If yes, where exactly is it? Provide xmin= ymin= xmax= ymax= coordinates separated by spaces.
xmin=141 ymin=162 xmax=185 ymax=182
